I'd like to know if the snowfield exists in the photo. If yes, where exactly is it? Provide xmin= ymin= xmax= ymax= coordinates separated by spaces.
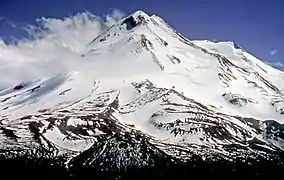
xmin=1 ymin=10 xmax=284 ymax=174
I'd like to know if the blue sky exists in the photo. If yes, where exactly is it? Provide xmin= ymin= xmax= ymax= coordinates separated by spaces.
xmin=0 ymin=0 xmax=283 ymax=64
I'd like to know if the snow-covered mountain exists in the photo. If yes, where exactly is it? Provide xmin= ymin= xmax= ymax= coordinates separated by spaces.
xmin=1 ymin=10 xmax=284 ymax=178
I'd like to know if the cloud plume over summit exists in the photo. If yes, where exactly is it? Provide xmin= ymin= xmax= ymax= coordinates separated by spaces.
xmin=0 ymin=10 xmax=125 ymax=90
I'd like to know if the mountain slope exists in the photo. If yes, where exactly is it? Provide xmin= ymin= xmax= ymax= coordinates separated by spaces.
xmin=1 ymin=10 xmax=284 ymax=178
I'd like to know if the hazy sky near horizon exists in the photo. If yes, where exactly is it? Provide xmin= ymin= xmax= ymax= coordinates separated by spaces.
xmin=0 ymin=0 xmax=283 ymax=64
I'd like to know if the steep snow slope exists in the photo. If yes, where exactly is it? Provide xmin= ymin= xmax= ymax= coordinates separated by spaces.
xmin=193 ymin=40 xmax=284 ymax=89
xmin=84 ymin=11 xmax=284 ymax=122
xmin=192 ymin=40 xmax=284 ymax=119
xmin=1 ymin=11 xmax=284 ymax=175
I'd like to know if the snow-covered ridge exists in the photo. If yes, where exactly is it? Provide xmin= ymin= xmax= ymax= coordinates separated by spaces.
xmin=1 ymin=10 xmax=284 ymax=168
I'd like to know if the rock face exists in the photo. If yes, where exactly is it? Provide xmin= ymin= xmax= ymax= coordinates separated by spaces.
xmin=1 ymin=10 xmax=284 ymax=179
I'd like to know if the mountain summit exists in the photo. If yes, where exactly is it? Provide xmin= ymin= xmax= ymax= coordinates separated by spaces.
xmin=1 ymin=10 xmax=284 ymax=178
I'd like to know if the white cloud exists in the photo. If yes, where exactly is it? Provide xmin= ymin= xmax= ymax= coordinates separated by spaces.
xmin=0 ymin=16 xmax=6 ymax=27
xmin=0 ymin=16 xmax=16 ymax=28
xmin=0 ymin=11 xmax=125 ymax=89
xmin=9 ymin=22 xmax=16 ymax=28
xmin=105 ymin=9 xmax=126 ymax=26
xmin=270 ymin=49 xmax=277 ymax=55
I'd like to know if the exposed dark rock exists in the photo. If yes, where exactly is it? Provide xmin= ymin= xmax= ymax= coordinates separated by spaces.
xmin=1 ymin=96 xmax=11 ymax=102
xmin=222 ymin=93 xmax=256 ymax=106
xmin=59 ymin=88 xmax=72 ymax=95
xmin=0 ymin=127 xmax=18 ymax=140
xmin=28 ymin=85 xmax=41 ymax=93
xmin=14 ymin=84 xmax=25 ymax=91
xmin=233 ymin=41 xmax=244 ymax=51
xmin=122 ymin=16 xmax=138 ymax=30
xmin=167 ymin=55 xmax=181 ymax=64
